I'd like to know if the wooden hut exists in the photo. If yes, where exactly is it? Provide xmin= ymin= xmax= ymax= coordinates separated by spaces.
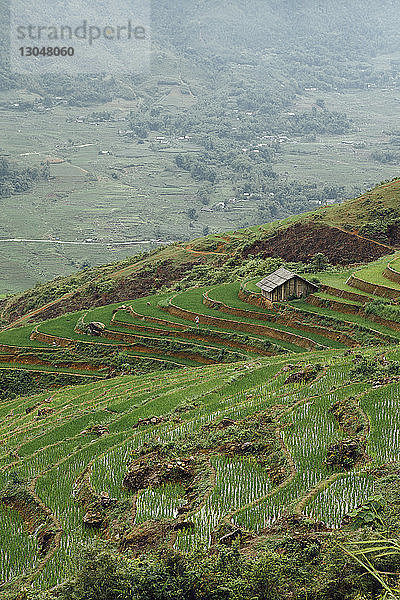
xmin=256 ymin=267 xmax=318 ymax=302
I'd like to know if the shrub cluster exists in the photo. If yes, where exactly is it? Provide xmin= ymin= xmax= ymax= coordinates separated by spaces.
xmin=365 ymin=298 xmax=400 ymax=323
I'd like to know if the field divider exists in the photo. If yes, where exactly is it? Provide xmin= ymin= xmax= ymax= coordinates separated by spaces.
xmin=347 ymin=273 xmax=400 ymax=299
xmin=24 ymin=420 xmax=177 ymax=585
xmin=220 ymin=419 xmax=301 ymax=531
xmin=384 ymin=257 xmax=400 ymax=284
xmin=0 ymin=372 xmax=161 ymax=446
xmin=238 ymin=287 xmax=358 ymax=346
xmin=384 ymin=268 xmax=400 ymax=284
xmin=125 ymin=305 xmax=188 ymax=329
xmin=307 ymin=294 xmax=363 ymax=316
xmin=223 ymin=378 xmax=331 ymax=529
xmin=0 ymin=351 xmax=108 ymax=373
xmin=319 ymin=284 xmax=373 ymax=304
xmin=165 ymin=291 xmax=320 ymax=350
xmin=110 ymin=313 xmax=277 ymax=356
xmin=137 ymin=366 xmax=327 ymax=542
xmin=294 ymin=472 xmax=342 ymax=517
xmin=237 ymin=285 xmax=272 ymax=309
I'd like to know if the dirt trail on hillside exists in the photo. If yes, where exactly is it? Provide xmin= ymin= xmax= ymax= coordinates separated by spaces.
xmin=184 ymin=245 xmax=229 ymax=256
xmin=330 ymin=225 xmax=395 ymax=250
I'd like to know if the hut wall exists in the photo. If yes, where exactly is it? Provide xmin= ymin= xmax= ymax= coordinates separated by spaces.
xmin=262 ymin=277 xmax=316 ymax=301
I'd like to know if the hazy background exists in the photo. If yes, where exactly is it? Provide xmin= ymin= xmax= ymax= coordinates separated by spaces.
xmin=0 ymin=0 xmax=400 ymax=292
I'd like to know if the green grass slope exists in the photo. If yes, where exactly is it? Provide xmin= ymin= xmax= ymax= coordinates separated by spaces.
xmin=2 ymin=345 xmax=400 ymax=596
xmin=3 ymin=184 xmax=400 ymax=595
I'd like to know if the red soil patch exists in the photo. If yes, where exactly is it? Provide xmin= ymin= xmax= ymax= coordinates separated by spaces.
xmin=7 ymin=259 xmax=204 ymax=324
xmin=387 ymin=223 xmax=400 ymax=246
xmin=242 ymin=223 xmax=392 ymax=265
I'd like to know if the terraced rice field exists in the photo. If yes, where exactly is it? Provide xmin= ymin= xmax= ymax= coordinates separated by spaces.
xmin=3 ymin=251 xmax=400 ymax=593
xmin=3 ymin=250 xmax=400 ymax=377
xmin=353 ymin=254 xmax=400 ymax=289
xmin=2 ymin=345 xmax=400 ymax=591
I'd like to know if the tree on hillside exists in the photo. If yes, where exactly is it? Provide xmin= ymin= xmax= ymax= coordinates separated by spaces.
xmin=310 ymin=252 xmax=330 ymax=272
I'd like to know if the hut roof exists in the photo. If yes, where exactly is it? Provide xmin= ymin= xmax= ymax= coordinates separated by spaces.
xmin=256 ymin=268 xmax=318 ymax=293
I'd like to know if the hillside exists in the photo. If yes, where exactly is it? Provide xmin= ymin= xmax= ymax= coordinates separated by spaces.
xmin=3 ymin=179 xmax=400 ymax=597
xmin=2 ymin=1 xmax=400 ymax=291
xmin=2 ymin=345 xmax=400 ymax=598
xmin=2 ymin=221 xmax=400 ymax=396
xmin=1 ymin=177 xmax=399 ymax=329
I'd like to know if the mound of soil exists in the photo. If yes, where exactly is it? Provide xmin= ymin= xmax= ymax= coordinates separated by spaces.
xmin=83 ymin=509 xmax=104 ymax=528
xmin=132 ymin=416 xmax=165 ymax=428
xmin=36 ymin=407 xmax=54 ymax=418
xmin=242 ymin=222 xmax=392 ymax=264
xmin=81 ymin=491 xmax=118 ymax=529
xmin=284 ymin=364 xmax=322 ymax=384
xmin=202 ymin=418 xmax=237 ymax=431
xmin=330 ymin=397 xmax=366 ymax=436
xmin=121 ymin=520 xmax=173 ymax=553
xmin=208 ymin=414 xmax=276 ymax=457
xmin=260 ymin=513 xmax=331 ymax=535
xmin=326 ymin=438 xmax=366 ymax=470
xmin=81 ymin=424 xmax=110 ymax=436
xmin=211 ymin=522 xmax=249 ymax=547
xmin=123 ymin=453 xmax=195 ymax=493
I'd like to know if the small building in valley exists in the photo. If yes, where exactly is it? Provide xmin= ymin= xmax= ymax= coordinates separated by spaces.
xmin=256 ymin=267 xmax=318 ymax=302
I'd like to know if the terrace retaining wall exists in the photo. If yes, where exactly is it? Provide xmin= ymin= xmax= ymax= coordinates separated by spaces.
xmin=31 ymin=330 xmax=76 ymax=348
xmin=0 ymin=353 xmax=107 ymax=372
xmin=203 ymin=292 xmax=273 ymax=321
xmin=211 ymin=291 xmax=357 ymax=346
xmin=125 ymin=306 xmax=187 ymax=330
xmin=307 ymin=295 xmax=363 ymax=316
xmin=384 ymin=265 xmax=400 ymax=285
xmin=0 ymin=344 xmax=25 ymax=355
xmin=238 ymin=287 xmax=273 ymax=309
xmin=111 ymin=316 xmax=275 ymax=356
xmin=32 ymin=328 xmax=130 ymax=352
xmin=165 ymin=300 xmax=318 ymax=350
xmin=308 ymin=295 xmax=400 ymax=333
xmin=320 ymin=284 xmax=370 ymax=304
xmin=365 ymin=312 xmax=400 ymax=332
xmin=347 ymin=274 xmax=400 ymax=299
